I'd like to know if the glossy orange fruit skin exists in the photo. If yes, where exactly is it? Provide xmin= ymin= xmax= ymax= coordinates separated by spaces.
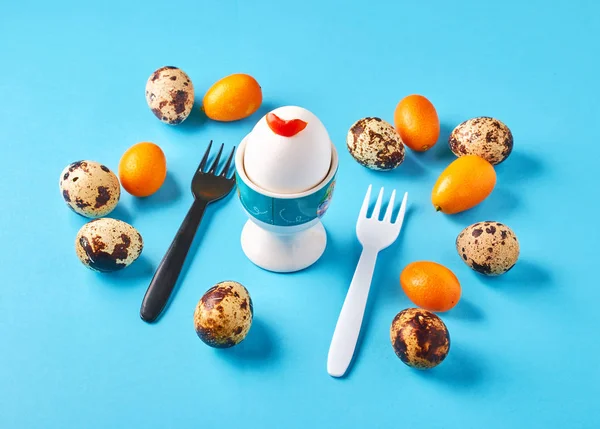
xmin=202 ymin=73 xmax=262 ymax=121
xmin=431 ymin=155 xmax=496 ymax=214
xmin=394 ymin=94 xmax=440 ymax=152
xmin=119 ymin=142 xmax=167 ymax=197
xmin=400 ymin=261 xmax=461 ymax=312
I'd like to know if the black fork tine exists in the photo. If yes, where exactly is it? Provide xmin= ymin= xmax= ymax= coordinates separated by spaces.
xmin=197 ymin=140 xmax=213 ymax=172
xmin=208 ymin=143 xmax=224 ymax=174
xmin=220 ymin=146 xmax=236 ymax=177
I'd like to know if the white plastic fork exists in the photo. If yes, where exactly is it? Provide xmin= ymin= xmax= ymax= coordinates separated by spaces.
xmin=327 ymin=185 xmax=408 ymax=377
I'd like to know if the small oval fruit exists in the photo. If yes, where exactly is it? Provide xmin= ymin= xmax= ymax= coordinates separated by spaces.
xmin=400 ymin=261 xmax=461 ymax=312
xmin=457 ymin=221 xmax=520 ymax=275
xmin=194 ymin=281 xmax=253 ymax=348
xmin=394 ymin=94 xmax=440 ymax=152
xmin=145 ymin=66 xmax=194 ymax=125
xmin=432 ymin=155 xmax=496 ymax=214
xmin=59 ymin=161 xmax=120 ymax=218
xmin=75 ymin=218 xmax=143 ymax=272
xmin=203 ymin=73 xmax=262 ymax=121
xmin=347 ymin=117 xmax=405 ymax=170
xmin=119 ymin=142 xmax=167 ymax=197
xmin=449 ymin=117 xmax=513 ymax=165
xmin=390 ymin=308 xmax=450 ymax=370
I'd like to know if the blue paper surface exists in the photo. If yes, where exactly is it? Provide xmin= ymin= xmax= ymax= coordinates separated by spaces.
xmin=1 ymin=1 xmax=598 ymax=428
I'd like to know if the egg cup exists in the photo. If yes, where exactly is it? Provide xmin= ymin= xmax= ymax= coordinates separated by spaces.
xmin=235 ymin=135 xmax=338 ymax=273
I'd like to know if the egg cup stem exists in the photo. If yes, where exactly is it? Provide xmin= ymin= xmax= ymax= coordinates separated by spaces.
xmin=240 ymin=219 xmax=327 ymax=273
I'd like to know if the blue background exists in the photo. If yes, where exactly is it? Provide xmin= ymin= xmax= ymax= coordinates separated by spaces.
xmin=1 ymin=1 xmax=598 ymax=428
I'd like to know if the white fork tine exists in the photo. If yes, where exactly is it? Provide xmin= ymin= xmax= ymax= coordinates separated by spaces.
xmin=394 ymin=192 xmax=409 ymax=225
xmin=383 ymin=189 xmax=396 ymax=222
xmin=358 ymin=185 xmax=372 ymax=218
xmin=372 ymin=187 xmax=384 ymax=219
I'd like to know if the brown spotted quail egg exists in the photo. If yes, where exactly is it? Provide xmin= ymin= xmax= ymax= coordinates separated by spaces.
xmin=347 ymin=117 xmax=405 ymax=170
xmin=390 ymin=308 xmax=450 ymax=370
xmin=194 ymin=281 xmax=253 ymax=348
xmin=449 ymin=117 xmax=513 ymax=165
xmin=145 ymin=66 xmax=194 ymax=125
xmin=59 ymin=161 xmax=120 ymax=218
xmin=456 ymin=221 xmax=520 ymax=275
xmin=75 ymin=218 xmax=143 ymax=272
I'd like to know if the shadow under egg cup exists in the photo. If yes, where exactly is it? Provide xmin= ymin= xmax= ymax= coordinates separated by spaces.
xmin=235 ymin=135 xmax=338 ymax=273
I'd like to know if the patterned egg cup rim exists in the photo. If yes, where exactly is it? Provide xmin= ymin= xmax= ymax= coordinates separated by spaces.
xmin=234 ymin=134 xmax=339 ymax=199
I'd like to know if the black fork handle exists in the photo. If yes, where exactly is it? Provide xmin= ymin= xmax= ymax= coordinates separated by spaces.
xmin=140 ymin=199 xmax=208 ymax=322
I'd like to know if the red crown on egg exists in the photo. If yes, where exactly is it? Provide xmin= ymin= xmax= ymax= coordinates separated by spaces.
xmin=266 ymin=112 xmax=308 ymax=137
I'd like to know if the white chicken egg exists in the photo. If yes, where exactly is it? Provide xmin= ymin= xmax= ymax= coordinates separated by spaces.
xmin=243 ymin=106 xmax=332 ymax=194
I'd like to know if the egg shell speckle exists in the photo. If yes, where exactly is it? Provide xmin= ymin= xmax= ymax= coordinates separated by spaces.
xmin=145 ymin=66 xmax=194 ymax=125
xmin=390 ymin=308 xmax=450 ymax=370
xmin=390 ymin=308 xmax=450 ymax=369
xmin=194 ymin=281 xmax=253 ymax=348
xmin=59 ymin=161 xmax=120 ymax=218
xmin=456 ymin=221 xmax=520 ymax=275
xmin=449 ymin=117 xmax=513 ymax=165
xmin=75 ymin=218 xmax=143 ymax=272
xmin=347 ymin=117 xmax=405 ymax=170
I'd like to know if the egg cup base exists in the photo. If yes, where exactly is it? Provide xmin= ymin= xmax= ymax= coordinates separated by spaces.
xmin=240 ymin=219 xmax=326 ymax=273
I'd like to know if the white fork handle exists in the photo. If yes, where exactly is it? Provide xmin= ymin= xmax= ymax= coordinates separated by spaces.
xmin=327 ymin=247 xmax=379 ymax=377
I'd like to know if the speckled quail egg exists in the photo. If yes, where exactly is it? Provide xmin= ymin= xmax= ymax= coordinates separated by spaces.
xmin=145 ymin=66 xmax=194 ymax=125
xmin=194 ymin=281 xmax=253 ymax=348
xmin=75 ymin=218 xmax=143 ymax=272
xmin=456 ymin=221 xmax=520 ymax=275
xmin=449 ymin=117 xmax=513 ymax=165
xmin=347 ymin=117 xmax=405 ymax=170
xmin=59 ymin=161 xmax=120 ymax=218
xmin=390 ymin=308 xmax=450 ymax=370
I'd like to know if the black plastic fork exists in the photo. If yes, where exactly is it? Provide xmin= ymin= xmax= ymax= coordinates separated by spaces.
xmin=140 ymin=141 xmax=236 ymax=323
